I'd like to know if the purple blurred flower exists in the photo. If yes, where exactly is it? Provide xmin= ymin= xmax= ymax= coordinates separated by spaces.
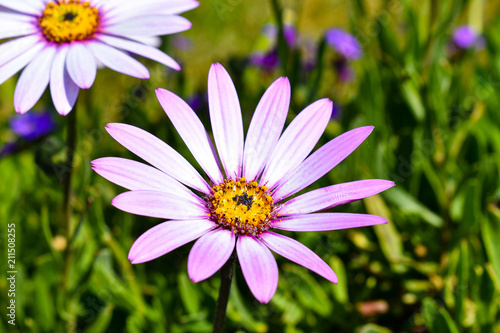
xmin=250 ymin=51 xmax=280 ymax=72
xmin=283 ymin=25 xmax=298 ymax=48
xmin=452 ymin=25 xmax=485 ymax=50
xmin=9 ymin=111 xmax=56 ymax=140
xmin=249 ymin=23 xmax=298 ymax=72
xmin=325 ymin=28 xmax=363 ymax=60
xmin=0 ymin=142 xmax=18 ymax=157
xmin=331 ymin=102 xmax=342 ymax=120
xmin=1 ymin=111 xmax=57 ymax=157
xmin=334 ymin=59 xmax=354 ymax=82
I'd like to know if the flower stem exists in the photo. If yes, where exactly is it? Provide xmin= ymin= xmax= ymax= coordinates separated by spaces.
xmin=212 ymin=252 xmax=236 ymax=333
xmin=61 ymin=103 xmax=77 ymax=333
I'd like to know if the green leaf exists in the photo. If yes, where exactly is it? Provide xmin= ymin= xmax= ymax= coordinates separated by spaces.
xmin=400 ymin=79 xmax=426 ymax=122
xmin=455 ymin=239 xmax=469 ymax=325
xmin=283 ymin=264 xmax=333 ymax=317
xmin=33 ymin=271 xmax=56 ymax=331
xmin=384 ymin=187 xmax=443 ymax=227
xmin=82 ymin=304 xmax=115 ymax=333
xmin=364 ymin=195 xmax=406 ymax=273
xmin=422 ymin=298 xmax=459 ymax=333
xmin=482 ymin=205 xmax=500 ymax=289
xmin=178 ymin=271 xmax=200 ymax=315
xmin=330 ymin=256 xmax=349 ymax=304
xmin=358 ymin=323 xmax=393 ymax=333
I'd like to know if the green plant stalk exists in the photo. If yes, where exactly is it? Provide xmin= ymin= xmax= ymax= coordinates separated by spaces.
xmin=62 ymin=103 xmax=77 ymax=333
xmin=212 ymin=252 xmax=236 ymax=333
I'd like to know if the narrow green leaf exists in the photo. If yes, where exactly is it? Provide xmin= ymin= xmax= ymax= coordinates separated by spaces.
xmin=178 ymin=271 xmax=200 ymax=315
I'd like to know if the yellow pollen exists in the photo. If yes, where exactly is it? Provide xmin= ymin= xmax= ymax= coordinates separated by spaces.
xmin=39 ymin=0 xmax=100 ymax=43
xmin=208 ymin=178 xmax=275 ymax=236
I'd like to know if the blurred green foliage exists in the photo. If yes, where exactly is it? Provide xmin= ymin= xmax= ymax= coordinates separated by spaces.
xmin=1 ymin=0 xmax=500 ymax=332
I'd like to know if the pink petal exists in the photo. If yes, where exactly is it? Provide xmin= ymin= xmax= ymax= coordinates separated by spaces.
xmin=277 ymin=179 xmax=396 ymax=216
xmin=129 ymin=219 xmax=216 ymax=264
xmin=127 ymin=35 xmax=161 ymax=48
xmin=272 ymin=213 xmax=388 ymax=232
xmin=208 ymin=63 xmax=244 ymax=179
xmin=259 ymin=231 xmax=337 ymax=283
xmin=0 ymin=35 xmax=39 ymax=67
xmin=91 ymin=157 xmax=201 ymax=203
xmin=87 ymin=41 xmax=149 ymax=79
xmin=237 ymin=235 xmax=278 ymax=303
xmin=103 ymin=15 xmax=191 ymax=36
xmin=188 ymin=228 xmax=235 ymax=283
xmin=260 ymin=99 xmax=332 ymax=190
xmin=156 ymin=88 xmax=224 ymax=184
xmin=14 ymin=45 xmax=56 ymax=114
xmin=243 ymin=77 xmax=290 ymax=181
xmin=0 ymin=0 xmax=42 ymax=15
xmin=0 ymin=41 xmax=43 ymax=85
xmin=0 ymin=20 xmax=37 ymax=39
xmin=104 ymin=0 xmax=199 ymax=24
xmin=98 ymin=35 xmax=180 ymax=70
xmin=66 ymin=43 xmax=97 ymax=89
xmin=50 ymin=44 xmax=80 ymax=116
xmin=111 ymin=190 xmax=207 ymax=220
xmin=0 ymin=10 xmax=36 ymax=22
xmin=273 ymin=126 xmax=374 ymax=201
xmin=105 ymin=123 xmax=211 ymax=193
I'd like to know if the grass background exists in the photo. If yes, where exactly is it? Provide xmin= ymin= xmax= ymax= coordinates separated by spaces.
xmin=1 ymin=0 xmax=500 ymax=332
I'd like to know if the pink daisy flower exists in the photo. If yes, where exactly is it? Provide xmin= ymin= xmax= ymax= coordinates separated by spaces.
xmin=92 ymin=63 xmax=395 ymax=303
xmin=0 ymin=0 xmax=198 ymax=115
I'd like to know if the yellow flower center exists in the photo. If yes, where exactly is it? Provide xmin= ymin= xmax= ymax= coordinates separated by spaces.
xmin=39 ymin=0 xmax=100 ymax=43
xmin=208 ymin=177 xmax=275 ymax=235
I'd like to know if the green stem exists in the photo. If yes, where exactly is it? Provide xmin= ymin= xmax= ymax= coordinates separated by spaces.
xmin=269 ymin=0 xmax=288 ymax=76
xmin=212 ymin=252 xmax=236 ymax=333
xmin=62 ymin=103 xmax=77 ymax=333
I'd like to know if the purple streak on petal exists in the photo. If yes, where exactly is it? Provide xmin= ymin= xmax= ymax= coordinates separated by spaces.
xmin=87 ymin=41 xmax=149 ymax=79
xmin=325 ymin=28 xmax=363 ymax=60
xmin=0 ymin=34 xmax=39 ymax=67
xmin=14 ymin=45 xmax=56 ymax=114
xmin=128 ymin=219 xmax=216 ymax=264
xmin=104 ymin=0 xmax=199 ymax=23
xmin=277 ymin=179 xmax=395 ymax=216
xmin=259 ymin=231 xmax=337 ymax=283
xmin=111 ymin=190 xmax=207 ymax=220
xmin=208 ymin=63 xmax=244 ymax=179
xmin=237 ymin=235 xmax=279 ymax=303
xmin=91 ymin=157 xmax=202 ymax=203
xmin=103 ymin=15 xmax=191 ymax=36
xmin=452 ymin=25 xmax=482 ymax=50
xmin=0 ymin=21 xmax=38 ymax=39
xmin=0 ymin=41 xmax=43 ymax=85
xmin=188 ymin=228 xmax=235 ymax=283
xmin=156 ymin=88 xmax=223 ymax=184
xmin=272 ymin=213 xmax=388 ymax=231
xmin=98 ymin=35 xmax=180 ymax=70
xmin=243 ymin=77 xmax=290 ymax=181
xmin=0 ymin=0 xmax=44 ymax=15
xmin=50 ymin=44 xmax=80 ymax=115
xmin=9 ymin=110 xmax=56 ymax=140
xmin=105 ymin=123 xmax=211 ymax=193
xmin=260 ymin=99 xmax=332 ymax=190
xmin=66 ymin=43 xmax=97 ymax=89
xmin=273 ymin=126 xmax=374 ymax=201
